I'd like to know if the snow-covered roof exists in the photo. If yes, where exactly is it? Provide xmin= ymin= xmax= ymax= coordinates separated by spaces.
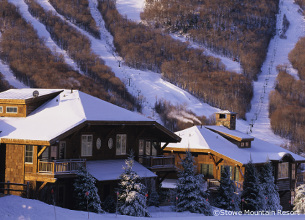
xmin=0 ymin=88 xmax=62 ymax=100
xmin=0 ymin=89 xmax=156 ymax=144
xmin=166 ymin=126 xmax=305 ymax=164
xmin=216 ymin=110 xmax=236 ymax=114
xmin=206 ymin=125 xmax=254 ymax=141
xmin=86 ymin=159 xmax=157 ymax=181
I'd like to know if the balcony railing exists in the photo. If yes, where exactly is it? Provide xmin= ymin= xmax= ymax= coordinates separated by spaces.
xmin=139 ymin=155 xmax=175 ymax=170
xmin=38 ymin=159 xmax=86 ymax=174
xmin=207 ymin=179 xmax=243 ymax=192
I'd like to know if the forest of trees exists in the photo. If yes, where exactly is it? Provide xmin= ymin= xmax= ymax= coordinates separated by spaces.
xmin=0 ymin=0 xmax=137 ymax=110
xmin=98 ymin=0 xmax=253 ymax=118
xmin=0 ymin=72 xmax=12 ymax=92
xmin=141 ymin=0 xmax=279 ymax=80
xmin=48 ymin=0 xmax=100 ymax=38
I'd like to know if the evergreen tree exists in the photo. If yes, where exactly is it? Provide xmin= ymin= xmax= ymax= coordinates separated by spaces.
xmin=73 ymin=166 xmax=103 ymax=213
xmin=215 ymin=166 xmax=240 ymax=211
xmin=176 ymin=151 xmax=212 ymax=215
xmin=118 ymin=154 xmax=150 ymax=217
xmin=293 ymin=184 xmax=305 ymax=214
xmin=147 ymin=187 xmax=160 ymax=207
xmin=241 ymin=161 xmax=265 ymax=211
xmin=260 ymin=161 xmax=282 ymax=211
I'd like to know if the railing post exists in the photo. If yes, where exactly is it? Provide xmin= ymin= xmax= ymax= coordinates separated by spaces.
xmin=7 ymin=181 xmax=10 ymax=195
xmin=26 ymin=181 xmax=30 ymax=198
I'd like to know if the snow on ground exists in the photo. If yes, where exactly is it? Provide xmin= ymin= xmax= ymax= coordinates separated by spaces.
xmin=240 ymin=0 xmax=305 ymax=146
xmin=116 ymin=0 xmax=145 ymax=22
xmin=0 ymin=195 xmax=304 ymax=220
xmin=7 ymin=0 xmax=85 ymax=75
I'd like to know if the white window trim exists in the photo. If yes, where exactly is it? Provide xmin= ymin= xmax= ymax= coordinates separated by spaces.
xmin=81 ymin=135 xmax=93 ymax=157
xmin=116 ymin=134 xmax=127 ymax=155
xmin=6 ymin=106 xmax=18 ymax=114
xmin=25 ymin=145 xmax=34 ymax=164
xmin=0 ymin=106 xmax=3 ymax=113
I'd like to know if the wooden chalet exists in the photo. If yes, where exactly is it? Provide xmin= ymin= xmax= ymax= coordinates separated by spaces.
xmin=0 ymin=89 xmax=180 ymax=208
xmin=163 ymin=110 xmax=305 ymax=211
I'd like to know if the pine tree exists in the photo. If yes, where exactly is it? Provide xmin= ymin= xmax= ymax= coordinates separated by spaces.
xmin=260 ymin=161 xmax=282 ymax=211
xmin=176 ymin=151 xmax=212 ymax=215
xmin=118 ymin=154 xmax=150 ymax=217
xmin=147 ymin=187 xmax=160 ymax=207
xmin=215 ymin=166 xmax=240 ymax=211
xmin=241 ymin=161 xmax=265 ymax=212
xmin=73 ymin=166 xmax=103 ymax=213
xmin=293 ymin=184 xmax=305 ymax=214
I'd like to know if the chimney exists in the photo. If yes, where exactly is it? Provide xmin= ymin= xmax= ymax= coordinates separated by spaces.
xmin=215 ymin=110 xmax=237 ymax=130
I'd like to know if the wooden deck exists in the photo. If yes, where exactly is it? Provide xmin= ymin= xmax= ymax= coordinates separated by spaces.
xmin=38 ymin=159 xmax=86 ymax=174
xmin=139 ymin=155 xmax=176 ymax=171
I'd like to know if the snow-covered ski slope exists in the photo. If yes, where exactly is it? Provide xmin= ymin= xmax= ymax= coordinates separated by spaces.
xmin=1 ymin=0 xmax=304 ymax=146
xmin=116 ymin=0 xmax=305 ymax=146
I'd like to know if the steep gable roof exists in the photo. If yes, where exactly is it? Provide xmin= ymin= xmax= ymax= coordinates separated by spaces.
xmin=0 ymin=89 xmax=178 ymax=145
xmin=165 ymin=126 xmax=305 ymax=164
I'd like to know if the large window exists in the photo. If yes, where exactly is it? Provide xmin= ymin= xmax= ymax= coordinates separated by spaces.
xmin=59 ymin=141 xmax=66 ymax=159
xmin=233 ymin=167 xmax=240 ymax=181
xmin=0 ymin=106 xmax=2 ymax=113
xmin=25 ymin=145 xmax=34 ymax=163
xmin=221 ymin=165 xmax=233 ymax=180
xmin=116 ymin=134 xmax=127 ymax=155
xmin=152 ymin=142 xmax=158 ymax=156
xmin=81 ymin=135 xmax=93 ymax=156
xmin=139 ymin=140 xmax=144 ymax=156
xmin=145 ymin=141 xmax=151 ymax=156
xmin=278 ymin=162 xmax=289 ymax=179
xmin=200 ymin=164 xmax=214 ymax=178
xmin=292 ymin=163 xmax=296 ymax=180
xmin=6 ymin=106 xmax=18 ymax=113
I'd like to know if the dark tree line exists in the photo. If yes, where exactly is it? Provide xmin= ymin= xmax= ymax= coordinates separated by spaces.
xmin=0 ymin=72 xmax=12 ymax=92
xmin=98 ymin=0 xmax=253 ymax=118
xmin=141 ymin=0 xmax=279 ymax=80
xmin=47 ymin=0 xmax=100 ymax=38
xmin=0 ymin=0 xmax=136 ymax=110
xmin=24 ymin=0 xmax=138 ymax=110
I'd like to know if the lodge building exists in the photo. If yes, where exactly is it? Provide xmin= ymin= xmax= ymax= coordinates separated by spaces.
xmin=164 ymin=111 xmax=305 ymax=211
xmin=0 ymin=88 xmax=180 ymax=208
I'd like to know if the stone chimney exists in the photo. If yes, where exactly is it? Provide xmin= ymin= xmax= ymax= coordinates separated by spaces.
xmin=215 ymin=110 xmax=237 ymax=130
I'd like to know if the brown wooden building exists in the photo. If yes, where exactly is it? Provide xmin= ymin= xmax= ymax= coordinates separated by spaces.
xmin=164 ymin=111 xmax=305 ymax=211
xmin=0 ymin=89 xmax=180 ymax=207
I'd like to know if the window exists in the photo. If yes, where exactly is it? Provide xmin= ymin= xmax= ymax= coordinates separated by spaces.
xmin=221 ymin=165 xmax=233 ymax=180
xmin=81 ymin=135 xmax=93 ymax=156
xmin=0 ymin=106 xmax=2 ymax=113
xmin=200 ymin=164 xmax=214 ymax=178
xmin=219 ymin=114 xmax=226 ymax=119
xmin=59 ymin=141 xmax=66 ymax=159
xmin=25 ymin=145 xmax=34 ymax=163
xmin=139 ymin=140 xmax=144 ymax=156
xmin=152 ymin=142 xmax=158 ymax=156
xmin=51 ymin=146 xmax=58 ymax=159
xmin=292 ymin=163 xmax=296 ymax=180
xmin=6 ymin=106 xmax=18 ymax=113
xmin=116 ymin=134 xmax=127 ymax=155
xmin=233 ymin=167 xmax=239 ymax=181
xmin=278 ymin=162 xmax=289 ymax=179
xmin=145 ymin=141 xmax=151 ymax=156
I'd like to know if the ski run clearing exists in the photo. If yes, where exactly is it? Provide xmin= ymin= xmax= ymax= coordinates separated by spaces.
xmin=0 ymin=195 xmax=304 ymax=220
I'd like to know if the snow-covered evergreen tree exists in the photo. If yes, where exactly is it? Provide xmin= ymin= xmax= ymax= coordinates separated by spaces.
xmin=260 ymin=161 xmax=282 ymax=211
xmin=241 ymin=160 xmax=265 ymax=211
xmin=176 ymin=151 xmax=212 ymax=215
xmin=73 ymin=166 xmax=103 ymax=213
xmin=147 ymin=187 xmax=160 ymax=207
xmin=293 ymin=184 xmax=305 ymax=214
xmin=118 ymin=154 xmax=150 ymax=217
xmin=215 ymin=166 xmax=240 ymax=211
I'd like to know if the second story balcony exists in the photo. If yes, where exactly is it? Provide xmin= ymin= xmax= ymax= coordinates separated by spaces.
xmin=139 ymin=155 xmax=176 ymax=172
xmin=38 ymin=159 xmax=86 ymax=175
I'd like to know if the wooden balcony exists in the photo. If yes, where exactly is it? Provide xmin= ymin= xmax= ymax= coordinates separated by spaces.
xmin=207 ymin=179 xmax=243 ymax=192
xmin=139 ymin=155 xmax=176 ymax=171
xmin=38 ymin=159 xmax=86 ymax=174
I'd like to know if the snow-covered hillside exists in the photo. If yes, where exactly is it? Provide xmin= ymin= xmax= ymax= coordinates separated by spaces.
xmin=1 ymin=0 xmax=305 ymax=146
xmin=0 ymin=195 xmax=303 ymax=220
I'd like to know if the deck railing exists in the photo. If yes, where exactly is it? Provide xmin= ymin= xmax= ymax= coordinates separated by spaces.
xmin=208 ymin=179 xmax=243 ymax=192
xmin=139 ymin=155 xmax=175 ymax=170
xmin=38 ymin=159 xmax=86 ymax=174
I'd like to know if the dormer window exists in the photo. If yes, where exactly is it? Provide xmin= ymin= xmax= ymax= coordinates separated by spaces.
xmin=6 ymin=106 xmax=18 ymax=113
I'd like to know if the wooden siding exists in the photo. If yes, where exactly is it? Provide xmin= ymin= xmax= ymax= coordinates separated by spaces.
xmin=5 ymin=144 xmax=25 ymax=195
xmin=0 ymin=104 xmax=26 ymax=117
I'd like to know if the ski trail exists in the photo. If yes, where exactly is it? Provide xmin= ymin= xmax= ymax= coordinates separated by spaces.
xmin=8 ymin=0 xmax=85 ymax=75
xmin=239 ymin=0 xmax=305 ymax=146
xmin=38 ymin=0 xmax=219 ymax=122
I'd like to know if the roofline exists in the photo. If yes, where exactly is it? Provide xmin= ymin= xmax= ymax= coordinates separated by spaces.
xmin=205 ymin=126 xmax=254 ymax=142
xmin=0 ymin=138 xmax=50 ymax=146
